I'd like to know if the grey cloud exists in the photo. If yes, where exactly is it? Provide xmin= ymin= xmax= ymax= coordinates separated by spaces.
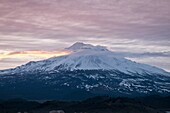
xmin=0 ymin=0 xmax=170 ymax=71
xmin=113 ymin=51 xmax=170 ymax=58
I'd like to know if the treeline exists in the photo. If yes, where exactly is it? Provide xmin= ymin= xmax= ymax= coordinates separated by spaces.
xmin=0 ymin=96 xmax=169 ymax=113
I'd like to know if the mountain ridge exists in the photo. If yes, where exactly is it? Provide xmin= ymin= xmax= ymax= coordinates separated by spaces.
xmin=0 ymin=42 xmax=169 ymax=76
xmin=0 ymin=42 xmax=170 ymax=100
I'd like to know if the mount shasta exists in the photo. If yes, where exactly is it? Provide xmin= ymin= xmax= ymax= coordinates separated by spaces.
xmin=0 ymin=42 xmax=170 ymax=100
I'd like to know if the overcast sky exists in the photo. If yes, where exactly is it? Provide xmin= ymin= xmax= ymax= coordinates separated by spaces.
xmin=0 ymin=0 xmax=170 ymax=71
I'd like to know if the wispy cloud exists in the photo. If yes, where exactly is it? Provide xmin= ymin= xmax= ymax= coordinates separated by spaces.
xmin=0 ymin=50 xmax=70 ymax=60
xmin=0 ymin=50 xmax=70 ymax=70
xmin=112 ymin=51 xmax=170 ymax=58
xmin=0 ymin=0 xmax=170 ymax=71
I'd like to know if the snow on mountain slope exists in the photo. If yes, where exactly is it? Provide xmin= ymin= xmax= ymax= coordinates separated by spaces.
xmin=0 ymin=42 xmax=169 ymax=76
xmin=0 ymin=42 xmax=170 ymax=100
xmin=66 ymin=42 xmax=108 ymax=52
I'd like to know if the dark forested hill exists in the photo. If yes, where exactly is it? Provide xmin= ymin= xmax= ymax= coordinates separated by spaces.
xmin=0 ymin=96 xmax=169 ymax=113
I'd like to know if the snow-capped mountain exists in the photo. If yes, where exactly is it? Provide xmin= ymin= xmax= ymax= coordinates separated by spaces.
xmin=0 ymin=42 xmax=170 ymax=100
xmin=0 ymin=42 xmax=169 ymax=75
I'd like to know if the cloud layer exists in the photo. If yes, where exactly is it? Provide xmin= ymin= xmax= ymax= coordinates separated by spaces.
xmin=0 ymin=0 xmax=170 ymax=71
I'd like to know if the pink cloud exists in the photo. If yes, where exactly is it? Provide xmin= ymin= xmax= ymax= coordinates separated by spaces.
xmin=0 ymin=0 xmax=170 ymax=70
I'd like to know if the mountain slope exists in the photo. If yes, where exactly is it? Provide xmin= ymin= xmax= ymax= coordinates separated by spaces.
xmin=0 ymin=42 xmax=170 ymax=100
xmin=0 ymin=42 xmax=169 ymax=75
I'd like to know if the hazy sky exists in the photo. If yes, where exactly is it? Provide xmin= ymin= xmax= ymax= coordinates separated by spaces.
xmin=0 ymin=0 xmax=170 ymax=71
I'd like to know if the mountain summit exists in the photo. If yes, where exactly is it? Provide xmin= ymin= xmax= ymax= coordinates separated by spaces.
xmin=1 ymin=42 xmax=168 ymax=75
xmin=66 ymin=42 xmax=108 ymax=52
xmin=0 ymin=42 xmax=170 ymax=100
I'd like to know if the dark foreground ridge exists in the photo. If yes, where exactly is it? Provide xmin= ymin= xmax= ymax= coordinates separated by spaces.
xmin=0 ymin=96 xmax=170 ymax=113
